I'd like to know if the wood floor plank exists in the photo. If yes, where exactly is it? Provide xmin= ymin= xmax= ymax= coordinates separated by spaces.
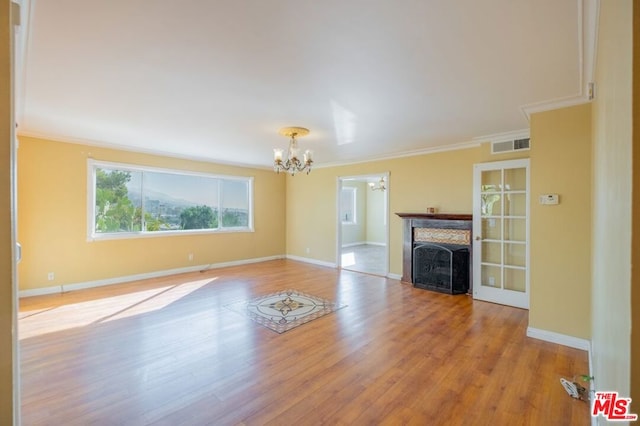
xmin=19 ymin=259 xmax=590 ymax=425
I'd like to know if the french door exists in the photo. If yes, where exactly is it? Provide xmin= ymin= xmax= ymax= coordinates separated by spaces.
xmin=473 ymin=159 xmax=530 ymax=309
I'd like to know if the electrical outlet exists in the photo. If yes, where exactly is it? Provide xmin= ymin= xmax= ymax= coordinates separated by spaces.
xmin=47 ymin=272 xmax=55 ymax=281
xmin=305 ymin=248 xmax=310 ymax=254
xmin=188 ymin=253 xmax=194 ymax=261
xmin=488 ymin=276 xmax=495 ymax=286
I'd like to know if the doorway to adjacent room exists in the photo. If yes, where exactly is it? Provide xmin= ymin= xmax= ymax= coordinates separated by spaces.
xmin=337 ymin=173 xmax=389 ymax=276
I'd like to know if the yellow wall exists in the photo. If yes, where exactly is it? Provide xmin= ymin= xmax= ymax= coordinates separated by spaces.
xmin=0 ymin=1 xmax=15 ymax=423
xmin=529 ymin=104 xmax=592 ymax=339
xmin=591 ymin=0 xmax=633 ymax=402
xmin=17 ymin=108 xmax=595 ymax=340
xmin=286 ymin=148 xmax=481 ymax=271
xmin=17 ymin=136 xmax=286 ymax=291
xmin=287 ymin=106 xmax=593 ymax=341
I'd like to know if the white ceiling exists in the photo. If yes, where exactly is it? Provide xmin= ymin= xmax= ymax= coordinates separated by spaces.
xmin=15 ymin=0 xmax=595 ymax=168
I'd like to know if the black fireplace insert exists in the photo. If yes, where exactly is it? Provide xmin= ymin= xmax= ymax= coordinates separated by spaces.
xmin=412 ymin=243 xmax=469 ymax=294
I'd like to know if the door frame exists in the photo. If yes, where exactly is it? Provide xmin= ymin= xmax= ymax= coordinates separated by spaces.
xmin=9 ymin=2 xmax=22 ymax=424
xmin=336 ymin=172 xmax=390 ymax=276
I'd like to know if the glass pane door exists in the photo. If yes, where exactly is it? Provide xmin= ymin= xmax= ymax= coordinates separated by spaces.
xmin=473 ymin=159 xmax=529 ymax=309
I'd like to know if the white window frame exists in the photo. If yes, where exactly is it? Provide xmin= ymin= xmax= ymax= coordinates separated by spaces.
xmin=87 ymin=159 xmax=254 ymax=241
xmin=341 ymin=187 xmax=357 ymax=225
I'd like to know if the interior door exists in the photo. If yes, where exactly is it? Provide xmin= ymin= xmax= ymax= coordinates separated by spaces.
xmin=473 ymin=159 xmax=530 ymax=309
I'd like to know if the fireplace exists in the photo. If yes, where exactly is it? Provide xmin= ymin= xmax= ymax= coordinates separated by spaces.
xmin=396 ymin=213 xmax=473 ymax=294
xmin=413 ymin=243 xmax=469 ymax=294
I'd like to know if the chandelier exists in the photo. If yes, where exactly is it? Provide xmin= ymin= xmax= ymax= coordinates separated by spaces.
xmin=274 ymin=127 xmax=313 ymax=176
xmin=369 ymin=177 xmax=386 ymax=191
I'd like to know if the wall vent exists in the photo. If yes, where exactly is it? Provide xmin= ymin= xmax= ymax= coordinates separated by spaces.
xmin=491 ymin=137 xmax=530 ymax=154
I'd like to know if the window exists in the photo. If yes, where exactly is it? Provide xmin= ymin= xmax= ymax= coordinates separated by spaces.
xmin=88 ymin=160 xmax=253 ymax=239
xmin=340 ymin=187 xmax=357 ymax=224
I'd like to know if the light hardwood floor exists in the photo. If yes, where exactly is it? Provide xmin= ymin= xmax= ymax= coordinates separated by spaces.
xmin=19 ymin=260 xmax=590 ymax=425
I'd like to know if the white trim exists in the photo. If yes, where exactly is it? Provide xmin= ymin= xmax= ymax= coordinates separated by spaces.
xmin=86 ymin=160 xmax=94 ymax=239
xmin=10 ymin=7 xmax=23 ymax=420
xmin=342 ymin=241 xmax=387 ymax=248
xmin=366 ymin=241 xmax=386 ymax=247
xmin=588 ymin=340 xmax=595 ymax=396
xmin=472 ymin=129 xmax=530 ymax=145
xmin=18 ymin=130 xmax=274 ymax=171
xmin=18 ymin=255 xmax=284 ymax=298
xmin=87 ymin=159 xmax=255 ymax=240
xmin=337 ymin=172 xmax=390 ymax=277
xmin=581 ymin=0 xmax=599 ymax=95
xmin=335 ymin=177 xmax=343 ymax=271
xmin=89 ymin=158 xmax=255 ymax=181
xmin=341 ymin=241 xmax=366 ymax=248
xmin=18 ymin=130 xmax=478 ymax=172
xmin=286 ymin=255 xmax=337 ymax=268
xmin=588 ymin=342 xmax=596 ymax=424
xmin=13 ymin=0 xmax=32 ymax=130
xmin=526 ymin=327 xmax=591 ymax=351
xmin=19 ymin=285 xmax=64 ymax=298
xmin=520 ymin=95 xmax=591 ymax=120
xmin=387 ymin=273 xmax=402 ymax=280
xmin=317 ymin=141 xmax=480 ymax=169
xmin=473 ymin=159 xmax=530 ymax=309
xmin=88 ymin=226 xmax=256 ymax=242
xmin=519 ymin=0 xmax=599 ymax=120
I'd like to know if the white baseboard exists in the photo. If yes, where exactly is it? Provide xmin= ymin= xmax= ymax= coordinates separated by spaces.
xmin=526 ymin=327 xmax=591 ymax=351
xmin=19 ymin=255 xmax=285 ymax=298
xmin=341 ymin=241 xmax=366 ymax=248
xmin=285 ymin=255 xmax=337 ymax=268
xmin=366 ymin=241 xmax=387 ymax=247
xmin=20 ymin=286 xmax=63 ymax=298
xmin=197 ymin=255 xmax=284 ymax=271
xmin=341 ymin=241 xmax=386 ymax=248
xmin=387 ymin=273 xmax=402 ymax=280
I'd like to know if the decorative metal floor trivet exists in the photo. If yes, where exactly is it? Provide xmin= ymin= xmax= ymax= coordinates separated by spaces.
xmin=225 ymin=289 xmax=346 ymax=333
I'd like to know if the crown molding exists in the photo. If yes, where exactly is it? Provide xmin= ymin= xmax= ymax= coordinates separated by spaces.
xmin=472 ymin=128 xmax=530 ymax=145
xmin=17 ymin=130 xmax=274 ymax=171
xmin=13 ymin=0 xmax=33 ymax=127
xmin=19 ymin=129 xmax=481 ymax=171
xmin=520 ymin=93 xmax=591 ymax=120
xmin=519 ymin=0 xmax=599 ymax=120
xmin=315 ymin=140 xmax=481 ymax=169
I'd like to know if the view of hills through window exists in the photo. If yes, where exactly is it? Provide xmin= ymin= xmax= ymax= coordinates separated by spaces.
xmin=93 ymin=167 xmax=250 ymax=234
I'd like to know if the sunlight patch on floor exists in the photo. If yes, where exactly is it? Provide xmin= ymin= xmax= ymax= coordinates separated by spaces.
xmin=341 ymin=251 xmax=356 ymax=267
xmin=19 ymin=278 xmax=215 ymax=339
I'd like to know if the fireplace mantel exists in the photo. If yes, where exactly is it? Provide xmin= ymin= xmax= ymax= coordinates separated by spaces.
xmin=396 ymin=213 xmax=473 ymax=289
